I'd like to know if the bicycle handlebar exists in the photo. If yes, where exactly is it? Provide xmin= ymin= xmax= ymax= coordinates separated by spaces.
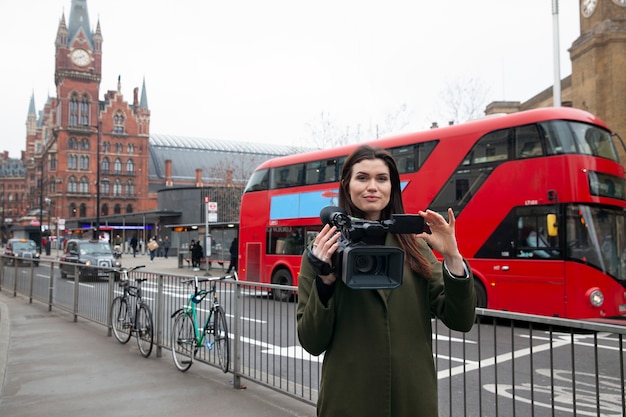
xmin=113 ymin=265 xmax=145 ymax=273
xmin=181 ymin=273 xmax=237 ymax=286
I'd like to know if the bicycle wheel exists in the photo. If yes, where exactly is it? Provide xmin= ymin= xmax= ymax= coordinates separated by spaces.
xmin=171 ymin=312 xmax=195 ymax=372
xmin=212 ymin=306 xmax=230 ymax=373
xmin=136 ymin=303 xmax=154 ymax=358
xmin=110 ymin=296 xmax=132 ymax=344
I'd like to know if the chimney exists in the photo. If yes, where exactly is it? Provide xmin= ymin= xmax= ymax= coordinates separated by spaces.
xmin=195 ymin=168 xmax=203 ymax=188
xmin=133 ymin=87 xmax=139 ymax=107
xmin=165 ymin=160 xmax=173 ymax=187
xmin=3 ymin=151 xmax=8 ymax=161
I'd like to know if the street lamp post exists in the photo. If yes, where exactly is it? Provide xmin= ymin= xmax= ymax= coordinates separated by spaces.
xmin=93 ymin=119 xmax=101 ymax=240
xmin=45 ymin=197 xmax=51 ymax=255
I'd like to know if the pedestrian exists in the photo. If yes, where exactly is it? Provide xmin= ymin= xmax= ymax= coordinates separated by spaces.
xmin=191 ymin=239 xmax=203 ymax=271
xmin=296 ymin=145 xmax=477 ymax=417
xmin=148 ymin=237 xmax=158 ymax=262
xmin=163 ymin=236 xmax=171 ymax=259
xmin=226 ymin=237 xmax=238 ymax=273
xmin=130 ymin=235 xmax=138 ymax=258
xmin=157 ymin=236 xmax=164 ymax=257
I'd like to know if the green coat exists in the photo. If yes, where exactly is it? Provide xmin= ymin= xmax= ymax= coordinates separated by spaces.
xmin=297 ymin=234 xmax=476 ymax=417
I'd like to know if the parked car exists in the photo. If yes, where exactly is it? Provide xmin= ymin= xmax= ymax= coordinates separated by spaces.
xmin=59 ymin=239 xmax=121 ymax=280
xmin=3 ymin=238 xmax=40 ymax=266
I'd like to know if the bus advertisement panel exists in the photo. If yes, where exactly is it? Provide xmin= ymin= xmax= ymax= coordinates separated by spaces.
xmin=238 ymin=107 xmax=626 ymax=319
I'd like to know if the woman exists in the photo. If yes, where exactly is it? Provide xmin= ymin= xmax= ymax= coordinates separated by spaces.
xmin=297 ymin=145 xmax=476 ymax=417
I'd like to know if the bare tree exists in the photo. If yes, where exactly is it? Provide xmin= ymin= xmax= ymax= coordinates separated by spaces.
xmin=435 ymin=76 xmax=490 ymax=125
xmin=305 ymin=103 xmax=411 ymax=148
xmin=305 ymin=112 xmax=351 ymax=149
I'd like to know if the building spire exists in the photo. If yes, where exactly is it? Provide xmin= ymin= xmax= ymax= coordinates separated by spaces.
xmin=28 ymin=91 xmax=36 ymax=116
xmin=67 ymin=0 xmax=93 ymax=49
xmin=140 ymin=77 xmax=149 ymax=109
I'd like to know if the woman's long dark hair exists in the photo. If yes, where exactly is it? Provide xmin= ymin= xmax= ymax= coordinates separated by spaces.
xmin=338 ymin=145 xmax=433 ymax=279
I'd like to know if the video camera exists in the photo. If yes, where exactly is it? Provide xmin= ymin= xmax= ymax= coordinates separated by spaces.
xmin=308 ymin=206 xmax=425 ymax=290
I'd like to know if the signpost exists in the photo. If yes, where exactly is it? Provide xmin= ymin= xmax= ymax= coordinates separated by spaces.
xmin=204 ymin=197 xmax=218 ymax=258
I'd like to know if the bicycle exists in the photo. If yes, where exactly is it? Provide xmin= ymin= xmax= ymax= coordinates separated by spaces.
xmin=171 ymin=272 xmax=236 ymax=373
xmin=109 ymin=265 xmax=154 ymax=358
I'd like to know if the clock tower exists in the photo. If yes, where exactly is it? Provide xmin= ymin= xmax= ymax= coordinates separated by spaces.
xmin=570 ymin=0 xmax=626 ymax=164
xmin=28 ymin=0 xmax=152 ymax=231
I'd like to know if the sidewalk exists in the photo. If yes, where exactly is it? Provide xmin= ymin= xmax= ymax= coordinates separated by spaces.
xmin=0 ymin=257 xmax=314 ymax=417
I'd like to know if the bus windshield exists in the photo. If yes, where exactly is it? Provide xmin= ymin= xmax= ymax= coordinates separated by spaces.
xmin=544 ymin=121 xmax=620 ymax=162
xmin=566 ymin=205 xmax=626 ymax=283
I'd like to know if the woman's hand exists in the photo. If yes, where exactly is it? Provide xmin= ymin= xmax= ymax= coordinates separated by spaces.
xmin=417 ymin=208 xmax=465 ymax=276
xmin=312 ymin=224 xmax=341 ymax=285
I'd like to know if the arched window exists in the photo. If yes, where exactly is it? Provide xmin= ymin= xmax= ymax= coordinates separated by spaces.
xmin=115 ymin=143 xmax=123 ymax=153
xmin=126 ymin=159 xmax=134 ymax=174
xmin=101 ymin=204 xmax=109 ymax=216
xmin=101 ymin=179 xmax=110 ymax=195
xmin=113 ymin=179 xmax=122 ymax=196
xmin=79 ymin=203 xmax=86 ymax=217
xmin=80 ymin=155 xmax=89 ymax=170
xmin=69 ymin=93 xmax=79 ymax=126
xmin=126 ymin=204 xmax=133 ymax=214
xmin=127 ymin=144 xmax=135 ymax=154
xmin=80 ymin=94 xmax=90 ymax=126
xmin=67 ymin=176 xmax=77 ymax=193
xmin=68 ymin=138 xmax=78 ymax=149
xmin=101 ymin=157 xmax=110 ymax=173
xmin=79 ymin=176 xmax=90 ymax=193
xmin=69 ymin=203 xmax=77 ymax=217
xmin=81 ymin=138 xmax=90 ymax=150
xmin=114 ymin=158 xmax=122 ymax=174
xmin=68 ymin=154 xmax=77 ymax=169
xmin=102 ymin=141 xmax=110 ymax=153
xmin=114 ymin=204 xmax=121 ymax=214
xmin=113 ymin=112 xmax=125 ymax=134
xmin=125 ymin=180 xmax=135 ymax=197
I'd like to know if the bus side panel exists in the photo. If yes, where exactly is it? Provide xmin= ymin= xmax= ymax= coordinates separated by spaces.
xmin=245 ymin=242 xmax=262 ymax=283
xmin=470 ymin=259 xmax=566 ymax=317
xmin=564 ymin=262 xmax=626 ymax=319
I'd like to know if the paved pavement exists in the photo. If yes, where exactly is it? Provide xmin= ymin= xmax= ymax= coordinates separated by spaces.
xmin=0 ymin=253 xmax=315 ymax=417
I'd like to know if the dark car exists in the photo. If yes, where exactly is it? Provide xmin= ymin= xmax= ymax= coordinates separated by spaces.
xmin=59 ymin=239 xmax=121 ymax=280
xmin=3 ymin=238 xmax=41 ymax=266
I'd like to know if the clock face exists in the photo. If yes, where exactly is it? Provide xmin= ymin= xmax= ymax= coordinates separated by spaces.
xmin=582 ymin=0 xmax=598 ymax=17
xmin=71 ymin=48 xmax=90 ymax=67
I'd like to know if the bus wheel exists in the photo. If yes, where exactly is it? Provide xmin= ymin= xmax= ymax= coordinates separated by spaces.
xmin=271 ymin=269 xmax=293 ymax=302
xmin=474 ymin=280 xmax=487 ymax=309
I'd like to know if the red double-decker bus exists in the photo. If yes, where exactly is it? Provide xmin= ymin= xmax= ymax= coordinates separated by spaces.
xmin=238 ymin=107 xmax=626 ymax=319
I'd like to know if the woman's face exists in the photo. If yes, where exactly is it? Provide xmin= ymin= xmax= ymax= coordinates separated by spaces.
xmin=347 ymin=158 xmax=391 ymax=221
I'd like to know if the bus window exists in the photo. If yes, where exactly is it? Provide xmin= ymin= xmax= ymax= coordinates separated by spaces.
xmin=570 ymin=122 xmax=619 ymax=161
xmin=475 ymin=206 xmax=561 ymax=259
xmin=470 ymin=129 xmax=511 ymax=164
xmin=516 ymin=125 xmax=544 ymax=158
xmin=267 ymin=227 xmax=305 ymax=255
xmin=567 ymin=205 xmax=625 ymax=280
xmin=271 ymin=163 xmax=305 ymax=189
xmin=390 ymin=141 xmax=438 ymax=174
xmin=244 ymin=168 xmax=269 ymax=192
xmin=305 ymin=158 xmax=340 ymax=185
xmin=588 ymin=171 xmax=626 ymax=200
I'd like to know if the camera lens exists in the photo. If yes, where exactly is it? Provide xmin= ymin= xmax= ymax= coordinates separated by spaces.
xmin=354 ymin=254 xmax=384 ymax=274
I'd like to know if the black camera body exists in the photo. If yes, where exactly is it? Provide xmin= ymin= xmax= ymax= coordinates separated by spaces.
xmin=317 ymin=206 xmax=424 ymax=290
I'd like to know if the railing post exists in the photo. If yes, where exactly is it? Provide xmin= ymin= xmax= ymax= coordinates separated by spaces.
xmin=73 ymin=265 xmax=79 ymax=322
xmin=156 ymin=274 xmax=164 ymax=358
xmin=28 ymin=261 xmax=35 ymax=303
xmin=12 ymin=261 xmax=18 ymax=297
xmin=48 ymin=260 xmax=54 ymax=311
xmin=107 ymin=270 xmax=115 ymax=336
xmin=232 ymin=279 xmax=242 ymax=389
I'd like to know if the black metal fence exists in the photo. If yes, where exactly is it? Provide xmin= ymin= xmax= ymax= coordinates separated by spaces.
xmin=1 ymin=257 xmax=624 ymax=416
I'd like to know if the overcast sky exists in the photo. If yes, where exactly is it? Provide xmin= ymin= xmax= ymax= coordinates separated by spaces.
xmin=0 ymin=0 xmax=580 ymax=157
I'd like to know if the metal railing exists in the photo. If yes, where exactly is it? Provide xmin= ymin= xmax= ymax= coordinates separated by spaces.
xmin=1 ymin=257 xmax=624 ymax=416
